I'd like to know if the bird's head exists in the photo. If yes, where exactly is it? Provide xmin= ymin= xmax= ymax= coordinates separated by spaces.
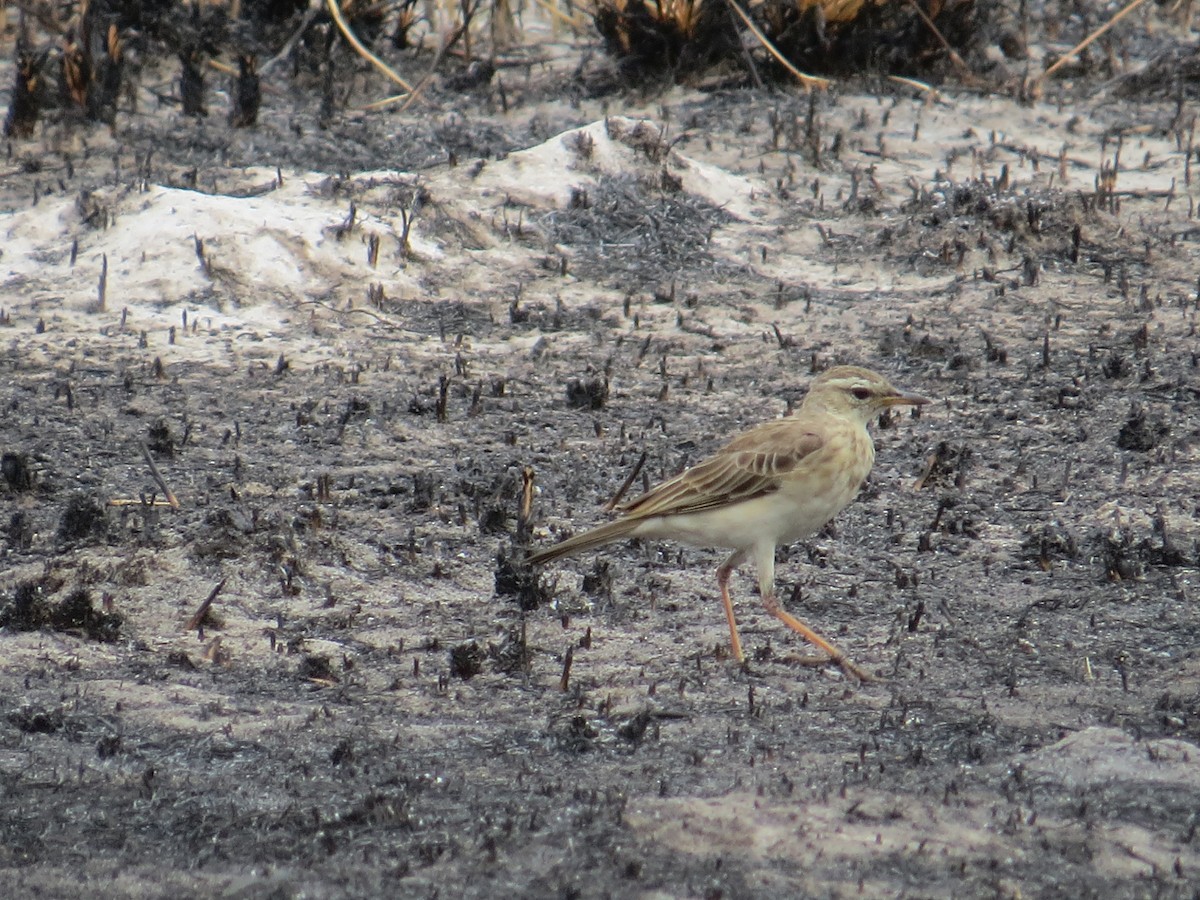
xmin=803 ymin=365 xmax=930 ymax=425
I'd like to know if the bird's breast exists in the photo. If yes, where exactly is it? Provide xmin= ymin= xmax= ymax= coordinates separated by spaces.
xmin=774 ymin=428 xmax=874 ymax=541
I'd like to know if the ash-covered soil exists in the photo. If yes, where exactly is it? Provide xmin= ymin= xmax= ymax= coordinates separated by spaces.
xmin=2 ymin=9 xmax=1200 ymax=899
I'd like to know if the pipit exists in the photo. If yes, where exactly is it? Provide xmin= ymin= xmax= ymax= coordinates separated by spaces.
xmin=527 ymin=365 xmax=930 ymax=681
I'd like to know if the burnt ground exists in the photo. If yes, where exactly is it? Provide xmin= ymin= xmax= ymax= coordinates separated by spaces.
xmin=3 ymin=7 xmax=1200 ymax=899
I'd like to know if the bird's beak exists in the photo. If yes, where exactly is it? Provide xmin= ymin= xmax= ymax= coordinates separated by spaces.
xmin=883 ymin=388 xmax=930 ymax=407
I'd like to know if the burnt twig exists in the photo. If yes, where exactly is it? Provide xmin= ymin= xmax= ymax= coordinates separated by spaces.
xmin=186 ymin=578 xmax=226 ymax=633
xmin=140 ymin=441 xmax=180 ymax=508
xmin=604 ymin=451 xmax=647 ymax=511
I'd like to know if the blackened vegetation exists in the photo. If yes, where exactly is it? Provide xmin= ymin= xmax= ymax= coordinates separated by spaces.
xmin=444 ymin=60 xmax=496 ymax=92
xmin=593 ymin=0 xmax=740 ymax=81
xmin=408 ymin=472 xmax=436 ymax=512
xmin=228 ymin=54 xmax=262 ymax=128
xmin=448 ymin=640 xmax=486 ymax=680
xmin=391 ymin=0 xmax=422 ymax=50
xmin=1155 ymin=691 xmax=1200 ymax=731
xmin=172 ymin=11 xmax=212 ymax=118
xmin=7 ymin=512 xmax=35 ymax=551
xmin=459 ymin=464 xmax=522 ymax=535
xmin=3 ymin=44 xmax=44 ymax=138
xmin=59 ymin=0 xmax=126 ymax=125
xmin=1101 ymin=350 xmax=1133 ymax=379
xmin=759 ymin=0 xmax=982 ymax=78
xmin=1023 ymin=522 xmax=1079 ymax=571
xmin=57 ymin=494 xmax=109 ymax=544
xmin=582 ymin=559 xmax=614 ymax=601
xmin=7 ymin=704 xmax=65 ymax=735
xmin=489 ymin=624 xmax=533 ymax=675
xmin=881 ymin=327 xmax=965 ymax=369
xmin=494 ymin=547 xmax=550 ymax=610
xmin=147 ymin=418 xmax=176 ymax=457
xmin=914 ymin=441 xmax=970 ymax=490
xmin=0 ymin=579 xmax=58 ymax=632
xmin=552 ymin=712 xmax=600 ymax=753
xmin=3 ymin=2 xmax=536 ymax=175
xmin=550 ymin=707 xmax=660 ymax=754
xmin=543 ymin=175 xmax=730 ymax=286
xmin=894 ymin=177 xmax=1164 ymax=295
xmin=50 ymin=587 xmax=123 ymax=641
xmin=566 ymin=376 xmax=610 ymax=410
xmin=1114 ymin=44 xmax=1200 ymax=100
xmin=593 ymin=0 xmax=985 ymax=83
xmin=1117 ymin=405 xmax=1169 ymax=451
xmin=3 ymin=0 xmax=372 ymax=133
xmin=450 ymin=626 xmax=532 ymax=680
xmin=298 ymin=652 xmax=337 ymax=682
xmin=0 ymin=582 xmax=122 ymax=642
xmin=1092 ymin=515 xmax=1197 ymax=582
xmin=1 ymin=452 xmax=35 ymax=492
xmin=179 ymin=47 xmax=207 ymax=118
xmin=902 ymin=181 xmax=1093 ymax=269
xmin=192 ymin=506 xmax=255 ymax=560
xmin=159 ymin=2 xmax=233 ymax=118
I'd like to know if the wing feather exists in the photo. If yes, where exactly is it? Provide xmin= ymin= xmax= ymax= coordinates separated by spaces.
xmin=618 ymin=419 xmax=826 ymax=520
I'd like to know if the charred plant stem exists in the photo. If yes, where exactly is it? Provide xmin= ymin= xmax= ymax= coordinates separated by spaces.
xmin=140 ymin=441 xmax=180 ymax=508
xmin=186 ymin=578 xmax=226 ymax=632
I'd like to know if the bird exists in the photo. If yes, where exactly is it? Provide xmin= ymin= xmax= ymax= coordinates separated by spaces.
xmin=526 ymin=365 xmax=930 ymax=681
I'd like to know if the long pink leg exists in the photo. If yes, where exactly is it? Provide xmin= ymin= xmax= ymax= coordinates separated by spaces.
xmin=760 ymin=592 xmax=874 ymax=682
xmin=716 ymin=551 xmax=747 ymax=663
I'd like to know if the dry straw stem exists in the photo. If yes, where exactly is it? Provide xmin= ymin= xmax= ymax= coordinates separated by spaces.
xmin=385 ymin=22 xmax=470 ymax=113
xmin=887 ymin=73 xmax=945 ymax=103
xmin=900 ymin=0 xmax=974 ymax=82
xmin=725 ymin=0 xmax=830 ymax=89
xmin=529 ymin=0 xmax=591 ymax=33
xmin=364 ymin=0 xmax=484 ymax=113
xmin=1036 ymin=0 xmax=1153 ymax=90
xmin=795 ymin=0 xmax=868 ymax=22
xmin=326 ymin=0 xmax=416 ymax=93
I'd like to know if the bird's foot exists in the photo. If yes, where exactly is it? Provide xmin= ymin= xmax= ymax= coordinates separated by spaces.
xmin=733 ymin=658 xmax=769 ymax=680
xmin=835 ymin=655 xmax=879 ymax=684
xmin=783 ymin=652 xmax=879 ymax=684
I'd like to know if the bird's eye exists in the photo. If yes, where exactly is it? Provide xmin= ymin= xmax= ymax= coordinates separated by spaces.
xmin=850 ymin=387 xmax=871 ymax=400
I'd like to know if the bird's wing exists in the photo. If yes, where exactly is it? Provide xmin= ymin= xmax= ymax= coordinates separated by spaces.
xmin=618 ymin=419 xmax=826 ymax=519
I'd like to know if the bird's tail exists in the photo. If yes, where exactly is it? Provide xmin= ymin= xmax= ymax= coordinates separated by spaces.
xmin=525 ymin=518 xmax=639 ymax=566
